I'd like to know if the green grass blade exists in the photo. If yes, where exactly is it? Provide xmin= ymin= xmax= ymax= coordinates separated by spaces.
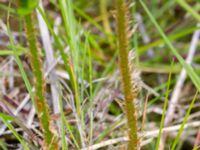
xmin=59 ymin=83 xmax=80 ymax=149
xmin=7 ymin=26 xmax=34 ymax=105
xmin=139 ymin=0 xmax=200 ymax=92
xmin=193 ymin=145 xmax=200 ymax=150
xmin=0 ymin=113 xmax=29 ymax=150
xmin=58 ymin=0 xmax=81 ymax=117
xmin=73 ymin=5 xmax=104 ymax=32
xmin=0 ymin=140 xmax=7 ymax=150
xmin=176 ymin=0 xmax=200 ymax=22
xmin=58 ymin=85 xmax=68 ymax=150
xmin=95 ymin=118 xmax=123 ymax=143
xmin=155 ymin=72 xmax=172 ymax=150
xmin=0 ymin=50 xmax=16 ymax=56
xmin=6 ymin=0 xmax=34 ymax=104
xmin=138 ymin=26 xmax=200 ymax=55
xmin=0 ymin=4 xmax=15 ymax=14
xmin=171 ymin=91 xmax=198 ymax=150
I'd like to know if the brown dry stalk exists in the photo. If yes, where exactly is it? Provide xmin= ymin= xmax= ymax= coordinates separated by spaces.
xmin=116 ymin=0 xmax=139 ymax=150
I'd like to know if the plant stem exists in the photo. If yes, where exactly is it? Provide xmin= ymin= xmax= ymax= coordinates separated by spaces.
xmin=24 ymin=14 xmax=58 ymax=150
xmin=116 ymin=0 xmax=138 ymax=150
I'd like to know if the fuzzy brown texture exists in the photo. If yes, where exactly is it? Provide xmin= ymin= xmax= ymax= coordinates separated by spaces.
xmin=116 ymin=0 xmax=139 ymax=150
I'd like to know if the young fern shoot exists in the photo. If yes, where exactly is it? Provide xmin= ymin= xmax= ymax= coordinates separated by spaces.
xmin=116 ymin=0 xmax=140 ymax=150
xmin=16 ymin=1 xmax=58 ymax=149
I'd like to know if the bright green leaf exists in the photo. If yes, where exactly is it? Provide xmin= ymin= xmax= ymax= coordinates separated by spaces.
xmin=16 ymin=0 xmax=39 ymax=16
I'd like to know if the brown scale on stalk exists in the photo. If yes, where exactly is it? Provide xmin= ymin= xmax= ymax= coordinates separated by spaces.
xmin=128 ymin=50 xmax=141 ymax=97
xmin=116 ymin=0 xmax=141 ymax=150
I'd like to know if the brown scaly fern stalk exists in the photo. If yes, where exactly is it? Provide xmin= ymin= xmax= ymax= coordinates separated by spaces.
xmin=24 ymin=14 xmax=58 ymax=149
xmin=116 ymin=0 xmax=139 ymax=150
xmin=24 ymin=13 xmax=58 ymax=150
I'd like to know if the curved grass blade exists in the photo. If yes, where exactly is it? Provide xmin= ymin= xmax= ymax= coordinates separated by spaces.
xmin=0 ymin=113 xmax=29 ymax=150
xmin=176 ymin=0 xmax=200 ymax=22
xmin=171 ymin=91 xmax=198 ymax=150
xmin=139 ymin=0 xmax=200 ymax=92
xmin=155 ymin=72 xmax=172 ymax=150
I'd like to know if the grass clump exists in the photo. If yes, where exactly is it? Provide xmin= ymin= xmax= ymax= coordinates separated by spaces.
xmin=0 ymin=0 xmax=200 ymax=150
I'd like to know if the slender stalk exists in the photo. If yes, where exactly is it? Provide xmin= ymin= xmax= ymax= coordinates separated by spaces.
xmin=116 ymin=0 xmax=139 ymax=150
xmin=24 ymin=14 xmax=58 ymax=150
xmin=100 ymin=0 xmax=111 ymax=34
